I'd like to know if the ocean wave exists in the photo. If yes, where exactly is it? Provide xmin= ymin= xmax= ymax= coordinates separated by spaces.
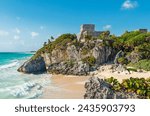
xmin=0 ymin=61 xmax=19 ymax=70
xmin=10 ymin=81 xmax=43 ymax=98
xmin=0 ymin=68 xmax=51 ymax=98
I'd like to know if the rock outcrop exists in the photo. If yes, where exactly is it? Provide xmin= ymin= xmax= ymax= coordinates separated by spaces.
xmin=18 ymin=56 xmax=46 ymax=74
xmin=18 ymin=32 xmax=116 ymax=75
xmin=84 ymin=77 xmax=139 ymax=99
xmin=47 ymin=61 xmax=89 ymax=75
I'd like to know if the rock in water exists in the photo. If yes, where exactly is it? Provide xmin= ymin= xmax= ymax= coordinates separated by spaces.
xmin=18 ymin=56 xmax=46 ymax=74
xmin=84 ymin=77 xmax=139 ymax=99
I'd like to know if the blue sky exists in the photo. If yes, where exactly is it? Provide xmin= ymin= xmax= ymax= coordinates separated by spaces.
xmin=0 ymin=0 xmax=150 ymax=52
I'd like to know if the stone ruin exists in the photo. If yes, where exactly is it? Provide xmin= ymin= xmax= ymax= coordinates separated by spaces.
xmin=139 ymin=29 xmax=148 ymax=33
xmin=77 ymin=24 xmax=104 ymax=42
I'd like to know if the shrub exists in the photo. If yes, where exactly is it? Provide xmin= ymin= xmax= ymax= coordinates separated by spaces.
xmin=105 ymin=77 xmax=150 ymax=99
xmin=31 ymin=33 xmax=77 ymax=60
xmin=117 ymin=57 xmax=128 ymax=64
xmin=126 ymin=67 xmax=137 ymax=72
xmin=81 ymin=48 xmax=90 ymax=55
xmin=82 ymin=56 xmax=96 ymax=66
xmin=128 ymin=59 xmax=150 ymax=71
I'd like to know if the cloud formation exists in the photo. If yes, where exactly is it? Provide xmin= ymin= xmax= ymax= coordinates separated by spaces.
xmin=31 ymin=32 xmax=39 ymax=37
xmin=14 ymin=35 xmax=20 ymax=40
xmin=103 ymin=25 xmax=112 ymax=30
xmin=122 ymin=0 xmax=138 ymax=10
xmin=0 ymin=30 xmax=9 ymax=36
xmin=15 ymin=28 xmax=21 ymax=34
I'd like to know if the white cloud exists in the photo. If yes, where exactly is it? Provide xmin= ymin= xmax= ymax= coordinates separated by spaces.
xmin=31 ymin=32 xmax=39 ymax=37
xmin=0 ymin=30 xmax=9 ymax=36
xmin=103 ymin=25 xmax=112 ymax=30
xmin=14 ymin=35 xmax=20 ymax=40
xmin=122 ymin=0 xmax=138 ymax=10
xmin=15 ymin=28 xmax=21 ymax=34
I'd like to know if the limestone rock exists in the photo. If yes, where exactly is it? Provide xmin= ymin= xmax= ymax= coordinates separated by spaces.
xmin=17 ymin=56 xmax=46 ymax=74
xmin=66 ymin=45 xmax=80 ymax=61
xmin=84 ymin=77 xmax=139 ymax=99
xmin=18 ymin=37 xmax=115 ymax=75
xmin=47 ymin=61 xmax=89 ymax=76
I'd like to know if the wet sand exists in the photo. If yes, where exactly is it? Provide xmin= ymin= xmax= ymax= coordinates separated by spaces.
xmin=41 ymin=75 xmax=90 ymax=99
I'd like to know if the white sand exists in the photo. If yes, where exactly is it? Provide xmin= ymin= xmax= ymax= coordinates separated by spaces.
xmin=41 ymin=64 xmax=150 ymax=99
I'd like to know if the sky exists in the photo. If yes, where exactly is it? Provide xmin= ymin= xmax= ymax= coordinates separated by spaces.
xmin=0 ymin=0 xmax=150 ymax=52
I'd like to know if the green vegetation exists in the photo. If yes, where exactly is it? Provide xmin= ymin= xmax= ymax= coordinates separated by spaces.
xmin=128 ymin=60 xmax=150 ymax=71
xmin=112 ymin=31 xmax=150 ymax=71
xmin=105 ymin=77 xmax=121 ymax=91
xmin=117 ymin=57 xmax=128 ymax=65
xmin=81 ymin=48 xmax=89 ymax=55
xmin=126 ymin=67 xmax=137 ymax=72
xmin=31 ymin=33 xmax=77 ymax=60
xmin=66 ymin=60 xmax=75 ymax=68
xmin=31 ymin=30 xmax=150 ymax=72
xmin=105 ymin=77 xmax=150 ymax=99
xmin=82 ymin=56 xmax=96 ymax=66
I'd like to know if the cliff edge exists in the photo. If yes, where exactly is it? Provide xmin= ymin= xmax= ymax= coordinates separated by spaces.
xmin=18 ymin=32 xmax=116 ymax=75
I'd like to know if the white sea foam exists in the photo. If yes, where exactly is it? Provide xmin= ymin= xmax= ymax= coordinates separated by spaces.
xmin=0 ymin=61 xmax=19 ymax=70
xmin=0 ymin=55 xmax=51 ymax=99
xmin=10 ymin=81 xmax=42 ymax=98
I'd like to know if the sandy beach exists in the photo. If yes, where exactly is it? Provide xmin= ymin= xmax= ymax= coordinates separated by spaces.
xmin=41 ymin=64 xmax=150 ymax=99
xmin=41 ymin=75 xmax=90 ymax=99
xmin=92 ymin=64 xmax=150 ymax=82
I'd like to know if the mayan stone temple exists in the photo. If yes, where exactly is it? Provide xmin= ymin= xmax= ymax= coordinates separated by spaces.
xmin=78 ymin=24 xmax=104 ymax=42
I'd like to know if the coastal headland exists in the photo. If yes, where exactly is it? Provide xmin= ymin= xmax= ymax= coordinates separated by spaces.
xmin=18 ymin=24 xmax=150 ymax=99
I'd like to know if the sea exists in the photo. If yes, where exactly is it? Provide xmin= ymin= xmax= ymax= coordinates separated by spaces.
xmin=0 ymin=52 xmax=51 ymax=99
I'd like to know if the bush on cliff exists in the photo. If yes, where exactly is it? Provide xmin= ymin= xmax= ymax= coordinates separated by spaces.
xmin=82 ymin=56 xmax=96 ymax=66
xmin=31 ymin=33 xmax=77 ymax=60
xmin=105 ymin=77 xmax=150 ymax=99
xmin=112 ymin=30 xmax=150 ymax=71
xmin=128 ymin=59 xmax=150 ymax=71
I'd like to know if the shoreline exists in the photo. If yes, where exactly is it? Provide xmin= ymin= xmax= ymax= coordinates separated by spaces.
xmin=41 ymin=74 xmax=90 ymax=99
xmin=41 ymin=64 xmax=150 ymax=99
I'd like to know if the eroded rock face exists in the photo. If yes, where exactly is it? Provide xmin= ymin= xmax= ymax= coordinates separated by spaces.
xmin=17 ymin=56 xmax=46 ymax=74
xmin=92 ymin=46 xmax=112 ymax=65
xmin=47 ymin=61 xmax=89 ymax=76
xmin=67 ymin=45 xmax=80 ymax=61
xmin=84 ymin=77 xmax=139 ymax=99
xmin=18 ymin=40 xmax=115 ymax=75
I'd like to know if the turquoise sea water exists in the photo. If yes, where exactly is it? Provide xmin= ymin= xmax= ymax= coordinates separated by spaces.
xmin=0 ymin=52 xmax=50 ymax=99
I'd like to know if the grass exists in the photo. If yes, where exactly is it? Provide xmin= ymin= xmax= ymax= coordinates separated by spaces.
xmin=128 ymin=59 xmax=150 ymax=71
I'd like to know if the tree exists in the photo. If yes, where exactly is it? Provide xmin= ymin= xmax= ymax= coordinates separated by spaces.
xmin=51 ymin=36 xmax=54 ymax=41
xmin=43 ymin=42 xmax=47 ymax=46
xmin=48 ymin=39 xmax=51 ymax=44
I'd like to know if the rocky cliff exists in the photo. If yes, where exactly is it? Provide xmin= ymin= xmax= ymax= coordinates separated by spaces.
xmin=18 ymin=56 xmax=46 ymax=74
xmin=84 ymin=77 xmax=139 ymax=99
xmin=18 ymin=33 xmax=116 ymax=75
